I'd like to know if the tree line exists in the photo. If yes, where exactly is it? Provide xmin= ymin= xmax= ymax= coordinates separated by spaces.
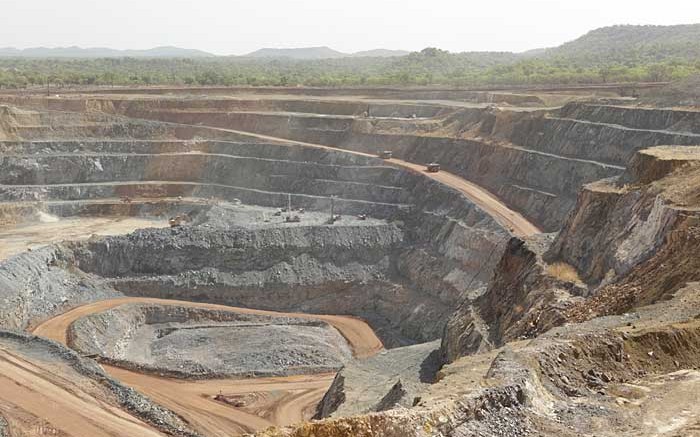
xmin=0 ymin=47 xmax=698 ymax=89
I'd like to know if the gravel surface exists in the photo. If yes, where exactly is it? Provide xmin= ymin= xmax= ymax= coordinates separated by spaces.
xmin=69 ymin=303 xmax=353 ymax=378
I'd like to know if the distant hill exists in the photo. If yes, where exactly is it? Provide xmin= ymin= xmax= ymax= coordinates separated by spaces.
xmin=238 ymin=24 xmax=700 ymax=63
xmin=519 ymin=47 xmax=549 ymax=57
xmin=243 ymin=47 xmax=346 ymax=59
xmin=539 ymin=24 xmax=700 ymax=64
xmin=1 ymin=24 xmax=699 ymax=88
xmin=243 ymin=46 xmax=409 ymax=59
xmin=0 ymin=46 xmax=215 ymax=58
xmin=350 ymin=49 xmax=410 ymax=58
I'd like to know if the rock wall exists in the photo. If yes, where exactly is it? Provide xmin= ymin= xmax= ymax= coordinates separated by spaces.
xmin=91 ymin=99 xmax=700 ymax=233
xmin=89 ymin=100 xmax=621 ymax=231
xmin=339 ymin=132 xmax=615 ymax=231
xmin=316 ymin=340 xmax=441 ymax=418
xmin=8 ymin=97 xmax=700 ymax=234
xmin=0 ymin=105 xmax=512 ymax=345
xmin=59 ymin=206 xmax=503 ymax=346
xmin=0 ymin=153 xmax=408 ymax=206
xmin=548 ymin=147 xmax=700 ymax=287
xmin=558 ymin=103 xmax=700 ymax=134
xmin=441 ymin=234 xmax=578 ymax=363
xmin=0 ymin=158 xmax=510 ymax=346
xmin=0 ymin=246 xmax=120 ymax=330
xmin=442 ymin=146 xmax=700 ymax=362
xmin=0 ymin=414 xmax=7 ymax=437
xmin=257 ymin=282 xmax=700 ymax=437
xmin=68 ymin=224 xmax=402 ymax=278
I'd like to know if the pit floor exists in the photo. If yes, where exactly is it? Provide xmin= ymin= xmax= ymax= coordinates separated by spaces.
xmin=0 ymin=215 xmax=168 ymax=260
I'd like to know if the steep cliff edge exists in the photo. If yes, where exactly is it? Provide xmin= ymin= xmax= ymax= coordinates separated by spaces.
xmin=441 ymin=233 xmax=582 ymax=363
xmin=443 ymin=145 xmax=700 ymax=363
xmin=550 ymin=145 xmax=700 ymax=292
xmin=561 ymin=146 xmax=700 ymax=321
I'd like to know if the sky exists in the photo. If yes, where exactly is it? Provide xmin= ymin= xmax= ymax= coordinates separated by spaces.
xmin=1 ymin=0 xmax=699 ymax=55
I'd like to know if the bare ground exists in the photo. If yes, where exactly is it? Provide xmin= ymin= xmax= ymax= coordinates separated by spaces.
xmin=32 ymin=297 xmax=383 ymax=436
xmin=0 ymin=347 xmax=165 ymax=437
xmin=0 ymin=216 xmax=168 ymax=260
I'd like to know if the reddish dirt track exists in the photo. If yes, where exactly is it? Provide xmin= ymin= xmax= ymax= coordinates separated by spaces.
xmin=0 ymin=346 xmax=166 ymax=437
xmin=31 ymin=297 xmax=383 ymax=437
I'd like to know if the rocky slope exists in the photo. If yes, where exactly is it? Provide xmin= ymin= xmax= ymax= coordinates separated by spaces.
xmin=260 ymin=144 xmax=700 ymax=436
xmin=257 ymin=281 xmax=700 ymax=437
xmin=443 ymin=145 xmax=700 ymax=362
xmin=316 ymin=340 xmax=441 ymax=419
xmin=0 ymin=103 xmax=512 ymax=348
xmin=3 ymin=91 xmax=700 ymax=437
xmin=28 ymin=94 xmax=700 ymax=231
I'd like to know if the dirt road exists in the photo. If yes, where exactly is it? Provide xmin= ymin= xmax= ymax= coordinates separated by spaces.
xmin=33 ymin=297 xmax=382 ymax=358
xmin=132 ymin=120 xmax=541 ymax=237
xmin=0 ymin=346 xmax=165 ymax=437
xmin=391 ymin=160 xmax=541 ymax=236
xmin=232 ymin=128 xmax=542 ymax=236
xmin=32 ymin=297 xmax=383 ymax=436
xmin=105 ymin=366 xmax=333 ymax=436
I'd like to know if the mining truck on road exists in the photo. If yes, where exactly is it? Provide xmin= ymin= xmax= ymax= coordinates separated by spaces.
xmin=426 ymin=163 xmax=441 ymax=173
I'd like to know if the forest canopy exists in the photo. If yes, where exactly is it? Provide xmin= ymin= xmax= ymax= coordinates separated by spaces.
xmin=1 ymin=25 xmax=699 ymax=88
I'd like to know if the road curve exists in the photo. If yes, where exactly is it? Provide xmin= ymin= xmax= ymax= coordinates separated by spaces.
xmin=390 ymin=159 xmax=542 ymax=236
xmin=33 ymin=297 xmax=383 ymax=358
xmin=32 ymin=297 xmax=383 ymax=437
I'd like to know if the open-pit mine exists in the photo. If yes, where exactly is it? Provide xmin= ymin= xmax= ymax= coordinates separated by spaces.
xmin=0 ymin=85 xmax=699 ymax=437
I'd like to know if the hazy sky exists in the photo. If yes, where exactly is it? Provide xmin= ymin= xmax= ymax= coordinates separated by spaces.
xmin=2 ymin=0 xmax=699 ymax=55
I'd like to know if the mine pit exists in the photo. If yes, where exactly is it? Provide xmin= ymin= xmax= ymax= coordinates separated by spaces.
xmin=0 ymin=85 xmax=700 ymax=437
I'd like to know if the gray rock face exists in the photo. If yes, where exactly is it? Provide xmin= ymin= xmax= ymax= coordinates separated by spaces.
xmin=547 ymin=147 xmax=700 ymax=287
xmin=68 ymin=222 xmax=404 ymax=277
xmin=0 ymin=415 xmax=7 ymax=437
xmin=263 ymin=282 xmax=700 ymax=437
xmin=547 ymin=180 xmax=677 ymax=286
xmin=441 ymin=234 xmax=574 ymax=363
xmin=558 ymin=103 xmax=700 ymax=135
xmin=442 ymin=146 xmax=700 ymax=363
xmin=0 ymin=196 xmax=504 ymax=346
xmin=362 ymin=132 xmax=617 ymax=232
xmin=61 ymin=222 xmax=446 ymax=346
xmin=374 ymin=380 xmax=407 ymax=412
xmin=0 ymin=126 xmax=510 ymax=345
xmin=0 ymin=246 xmax=120 ymax=330
xmin=0 ymin=103 xmax=509 ymax=358
xmin=68 ymin=303 xmax=352 ymax=378
xmin=113 ymin=99 xmax=700 ymax=233
xmin=317 ymin=340 xmax=441 ymax=418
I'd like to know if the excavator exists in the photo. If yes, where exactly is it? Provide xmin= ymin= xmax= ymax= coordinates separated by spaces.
xmin=169 ymin=215 xmax=185 ymax=227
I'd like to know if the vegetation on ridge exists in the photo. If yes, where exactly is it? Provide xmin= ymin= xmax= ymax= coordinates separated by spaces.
xmin=1 ymin=24 xmax=699 ymax=88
